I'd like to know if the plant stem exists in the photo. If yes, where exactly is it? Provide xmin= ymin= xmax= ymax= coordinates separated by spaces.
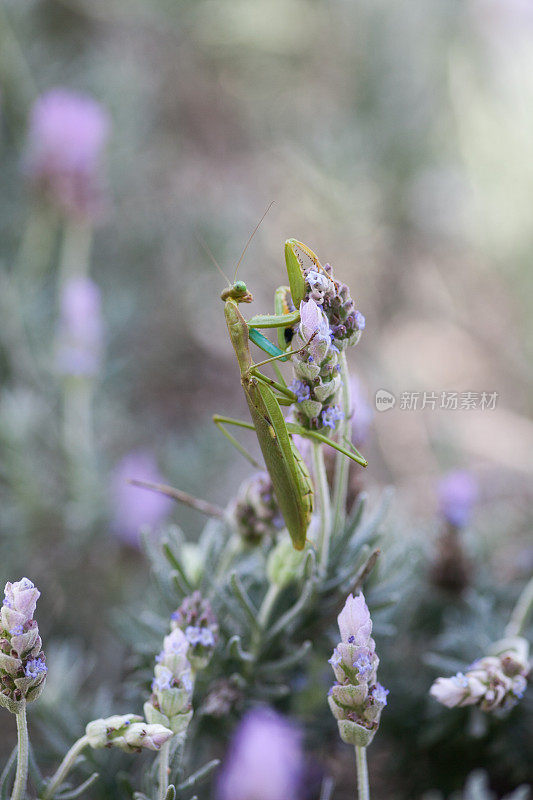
xmin=332 ymin=351 xmax=352 ymax=536
xmin=11 ymin=703 xmax=28 ymax=800
xmin=58 ymin=220 xmax=92 ymax=285
xmin=57 ymin=220 xmax=97 ymax=519
xmin=157 ymin=740 xmax=171 ymax=800
xmin=41 ymin=735 xmax=89 ymax=800
xmin=354 ymin=746 xmax=370 ymax=800
xmin=258 ymin=584 xmax=280 ymax=629
xmin=505 ymin=576 xmax=533 ymax=638
xmin=312 ymin=441 xmax=331 ymax=576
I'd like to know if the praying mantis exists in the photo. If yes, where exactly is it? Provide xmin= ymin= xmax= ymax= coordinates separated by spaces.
xmin=134 ymin=235 xmax=367 ymax=551
xmin=212 ymin=238 xmax=367 ymax=551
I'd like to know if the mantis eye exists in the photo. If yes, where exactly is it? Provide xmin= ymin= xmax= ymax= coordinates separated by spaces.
xmin=234 ymin=280 xmax=247 ymax=294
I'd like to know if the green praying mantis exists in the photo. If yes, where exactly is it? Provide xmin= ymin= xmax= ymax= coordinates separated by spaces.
xmin=134 ymin=235 xmax=367 ymax=551
xmin=212 ymin=237 xmax=367 ymax=551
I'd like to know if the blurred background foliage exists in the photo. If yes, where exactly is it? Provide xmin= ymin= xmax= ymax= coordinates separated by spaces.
xmin=0 ymin=0 xmax=532 ymax=796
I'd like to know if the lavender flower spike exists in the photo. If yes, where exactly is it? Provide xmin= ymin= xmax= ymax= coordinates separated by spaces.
xmin=0 ymin=578 xmax=47 ymax=714
xmin=438 ymin=470 xmax=478 ymax=528
xmin=144 ymin=624 xmax=194 ymax=736
xmin=328 ymin=592 xmax=387 ymax=747
xmin=111 ymin=450 xmax=173 ymax=547
xmin=217 ymin=708 xmax=304 ymax=800
xmin=430 ymin=636 xmax=530 ymax=713
xmin=24 ymin=89 xmax=109 ymax=220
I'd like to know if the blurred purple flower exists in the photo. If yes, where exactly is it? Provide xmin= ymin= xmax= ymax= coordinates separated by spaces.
xmin=24 ymin=89 xmax=109 ymax=220
xmin=56 ymin=276 xmax=104 ymax=377
xmin=111 ymin=451 xmax=173 ymax=546
xmin=438 ymin=470 xmax=478 ymax=528
xmin=349 ymin=376 xmax=373 ymax=446
xmin=217 ymin=708 xmax=304 ymax=800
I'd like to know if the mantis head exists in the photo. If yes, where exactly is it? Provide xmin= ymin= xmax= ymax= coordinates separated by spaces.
xmin=221 ymin=280 xmax=253 ymax=303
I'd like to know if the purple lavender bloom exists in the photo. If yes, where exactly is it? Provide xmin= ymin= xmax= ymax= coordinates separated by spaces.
xmin=438 ymin=470 xmax=478 ymax=528
xmin=56 ymin=277 xmax=104 ymax=377
xmin=353 ymin=651 xmax=373 ymax=680
xmin=354 ymin=311 xmax=366 ymax=331
xmin=111 ymin=451 xmax=173 ymax=546
xmin=217 ymin=708 xmax=304 ymax=800
xmin=372 ymin=683 xmax=389 ymax=706
xmin=289 ymin=380 xmax=311 ymax=403
xmin=329 ymin=649 xmax=342 ymax=668
xmin=321 ymin=405 xmax=344 ymax=430
xmin=24 ymin=89 xmax=109 ymax=220
xmin=24 ymin=659 xmax=47 ymax=680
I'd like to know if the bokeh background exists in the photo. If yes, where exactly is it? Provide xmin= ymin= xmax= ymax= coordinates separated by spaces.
xmin=1 ymin=0 xmax=532 ymax=795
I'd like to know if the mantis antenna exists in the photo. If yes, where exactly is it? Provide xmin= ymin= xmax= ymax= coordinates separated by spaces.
xmin=196 ymin=234 xmax=232 ymax=286
xmin=233 ymin=201 xmax=275 ymax=282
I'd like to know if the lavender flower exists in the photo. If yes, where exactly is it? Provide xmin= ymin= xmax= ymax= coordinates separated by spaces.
xmin=430 ymin=636 xmax=530 ymax=713
xmin=321 ymin=405 xmax=344 ymax=430
xmin=85 ymin=714 xmax=173 ymax=752
xmin=328 ymin=593 xmax=387 ymax=747
xmin=0 ymin=578 xmax=47 ymax=713
xmin=216 ymin=708 xmax=304 ymax=800
xmin=438 ymin=470 xmax=478 ymax=528
xmin=111 ymin=450 xmax=173 ymax=546
xmin=230 ymin=472 xmax=284 ymax=545
xmin=286 ymin=243 xmax=365 ymax=432
xmin=56 ymin=277 xmax=104 ymax=377
xmin=24 ymin=89 xmax=109 ymax=220
xmin=290 ymin=299 xmax=342 ymax=431
xmin=171 ymin=591 xmax=218 ymax=670
xmin=144 ymin=625 xmax=194 ymax=736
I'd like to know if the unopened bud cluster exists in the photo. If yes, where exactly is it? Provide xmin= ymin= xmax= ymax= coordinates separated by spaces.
xmin=430 ymin=636 xmax=530 ymax=713
xmin=303 ymin=262 xmax=365 ymax=350
xmin=290 ymin=259 xmax=364 ymax=432
xmin=171 ymin=591 xmax=218 ymax=670
xmin=0 ymin=578 xmax=47 ymax=713
xmin=86 ymin=714 xmax=172 ymax=753
xmin=328 ymin=593 xmax=388 ymax=747
xmin=230 ymin=472 xmax=284 ymax=545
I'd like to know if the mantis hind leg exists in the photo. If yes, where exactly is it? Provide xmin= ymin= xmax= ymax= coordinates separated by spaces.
xmin=286 ymin=423 xmax=368 ymax=468
xmin=212 ymin=414 xmax=261 ymax=468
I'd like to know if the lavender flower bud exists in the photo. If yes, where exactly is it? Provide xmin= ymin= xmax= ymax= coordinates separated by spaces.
xmin=85 ymin=714 xmax=173 ymax=752
xmin=86 ymin=714 xmax=142 ymax=748
xmin=430 ymin=636 xmax=530 ymax=713
xmin=230 ymin=472 xmax=284 ymax=545
xmin=0 ymin=578 xmax=47 ymax=714
xmin=266 ymin=538 xmax=306 ymax=589
xmin=171 ymin=591 xmax=218 ymax=670
xmin=56 ymin=277 xmax=104 ymax=377
xmin=24 ymin=89 xmax=109 ymax=220
xmin=328 ymin=593 xmax=387 ymax=747
xmin=216 ymin=708 xmax=304 ymax=800
xmin=438 ymin=471 xmax=478 ymax=528
xmin=111 ymin=450 xmax=173 ymax=547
